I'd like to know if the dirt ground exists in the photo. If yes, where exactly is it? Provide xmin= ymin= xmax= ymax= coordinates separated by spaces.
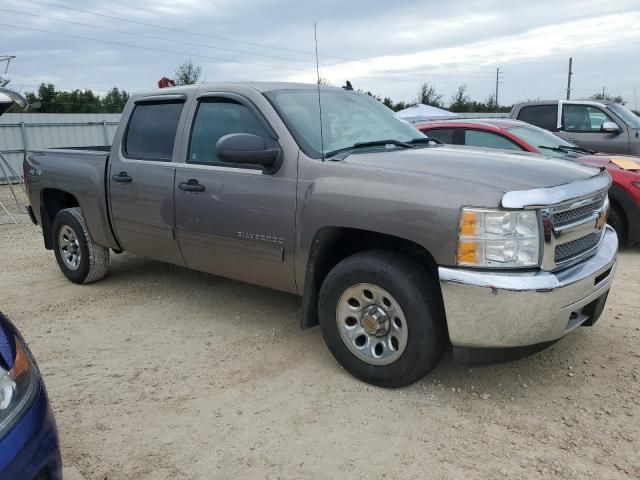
xmin=1 ymin=185 xmax=639 ymax=479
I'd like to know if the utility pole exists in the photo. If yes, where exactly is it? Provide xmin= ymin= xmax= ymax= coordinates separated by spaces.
xmin=565 ymin=57 xmax=573 ymax=100
xmin=602 ymin=86 xmax=606 ymax=100
xmin=495 ymin=67 xmax=503 ymax=111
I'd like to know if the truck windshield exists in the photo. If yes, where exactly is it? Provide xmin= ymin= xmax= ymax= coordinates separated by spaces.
xmin=607 ymin=103 xmax=640 ymax=129
xmin=265 ymin=89 xmax=426 ymax=158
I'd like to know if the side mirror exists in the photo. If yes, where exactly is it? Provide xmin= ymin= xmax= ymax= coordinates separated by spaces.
xmin=216 ymin=133 xmax=281 ymax=170
xmin=601 ymin=121 xmax=621 ymax=134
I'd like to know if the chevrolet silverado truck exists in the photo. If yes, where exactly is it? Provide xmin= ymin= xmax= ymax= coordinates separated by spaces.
xmin=24 ymin=82 xmax=618 ymax=387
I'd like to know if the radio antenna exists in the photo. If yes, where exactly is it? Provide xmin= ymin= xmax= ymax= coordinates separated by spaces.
xmin=314 ymin=23 xmax=325 ymax=162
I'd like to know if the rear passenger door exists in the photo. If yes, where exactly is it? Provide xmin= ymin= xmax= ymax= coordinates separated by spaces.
xmin=109 ymin=95 xmax=188 ymax=266
xmin=558 ymin=103 xmax=629 ymax=154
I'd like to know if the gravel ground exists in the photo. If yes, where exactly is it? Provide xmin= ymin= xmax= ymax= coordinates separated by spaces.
xmin=1 ymin=185 xmax=639 ymax=479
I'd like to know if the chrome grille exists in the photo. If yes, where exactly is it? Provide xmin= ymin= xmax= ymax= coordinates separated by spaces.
xmin=540 ymin=191 xmax=609 ymax=271
xmin=554 ymin=232 xmax=601 ymax=263
xmin=552 ymin=194 xmax=606 ymax=227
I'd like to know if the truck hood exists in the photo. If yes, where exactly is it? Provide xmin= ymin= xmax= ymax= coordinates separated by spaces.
xmin=342 ymin=144 xmax=601 ymax=193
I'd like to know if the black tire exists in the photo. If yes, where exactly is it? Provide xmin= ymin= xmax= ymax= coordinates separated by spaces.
xmin=318 ymin=250 xmax=447 ymax=388
xmin=608 ymin=203 xmax=627 ymax=246
xmin=52 ymin=207 xmax=109 ymax=284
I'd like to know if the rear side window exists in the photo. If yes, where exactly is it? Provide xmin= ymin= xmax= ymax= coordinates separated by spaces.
xmin=517 ymin=105 xmax=557 ymax=131
xmin=188 ymin=98 xmax=271 ymax=166
xmin=424 ymin=128 xmax=456 ymax=144
xmin=464 ymin=130 xmax=523 ymax=151
xmin=125 ymin=101 xmax=184 ymax=161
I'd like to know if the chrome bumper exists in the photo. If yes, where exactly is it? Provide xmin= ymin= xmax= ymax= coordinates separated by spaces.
xmin=438 ymin=225 xmax=618 ymax=348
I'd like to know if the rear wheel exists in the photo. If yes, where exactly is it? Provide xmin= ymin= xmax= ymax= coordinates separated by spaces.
xmin=608 ymin=203 xmax=627 ymax=246
xmin=52 ymin=207 xmax=109 ymax=284
xmin=318 ymin=250 xmax=447 ymax=388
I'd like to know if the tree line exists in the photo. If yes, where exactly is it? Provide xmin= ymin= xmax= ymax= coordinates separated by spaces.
xmin=14 ymin=60 xmax=200 ymax=114
xmin=12 ymin=59 xmax=639 ymax=115
xmin=21 ymin=84 xmax=131 ymax=113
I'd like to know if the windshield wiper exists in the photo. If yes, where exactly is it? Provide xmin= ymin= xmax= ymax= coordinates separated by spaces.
xmin=409 ymin=137 xmax=442 ymax=145
xmin=325 ymin=139 xmax=414 ymax=159
xmin=539 ymin=144 xmax=595 ymax=155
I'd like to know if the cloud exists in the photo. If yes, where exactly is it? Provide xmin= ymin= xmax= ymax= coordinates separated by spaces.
xmin=1 ymin=0 xmax=639 ymax=105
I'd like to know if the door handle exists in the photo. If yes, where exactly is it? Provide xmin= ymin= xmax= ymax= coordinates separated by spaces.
xmin=178 ymin=179 xmax=205 ymax=192
xmin=112 ymin=171 xmax=132 ymax=183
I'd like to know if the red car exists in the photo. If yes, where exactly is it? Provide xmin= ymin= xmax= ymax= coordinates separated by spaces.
xmin=417 ymin=118 xmax=640 ymax=244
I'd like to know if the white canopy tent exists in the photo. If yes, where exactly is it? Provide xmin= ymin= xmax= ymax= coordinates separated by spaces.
xmin=395 ymin=103 xmax=458 ymax=123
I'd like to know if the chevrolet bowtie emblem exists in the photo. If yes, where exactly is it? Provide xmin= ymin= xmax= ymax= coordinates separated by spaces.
xmin=595 ymin=210 xmax=607 ymax=230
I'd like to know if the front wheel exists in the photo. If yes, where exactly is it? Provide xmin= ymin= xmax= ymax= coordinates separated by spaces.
xmin=318 ymin=250 xmax=447 ymax=388
xmin=52 ymin=207 xmax=109 ymax=284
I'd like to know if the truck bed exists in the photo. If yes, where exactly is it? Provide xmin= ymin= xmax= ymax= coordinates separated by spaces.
xmin=24 ymin=147 xmax=120 ymax=250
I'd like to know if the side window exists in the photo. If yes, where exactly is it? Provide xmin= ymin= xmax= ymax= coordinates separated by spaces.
xmin=424 ymin=128 xmax=456 ymax=144
xmin=563 ymin=104 xmax=615 ymax=132
xmin=188 ymin=98 xmax=270 ymax=166
xmin=517 ymin=105 xmax=558 ymax=131
xmin=464 ymin=130 xmax=523 ymax=151
xmin=125 ymin=101 xmax=183 ymax=161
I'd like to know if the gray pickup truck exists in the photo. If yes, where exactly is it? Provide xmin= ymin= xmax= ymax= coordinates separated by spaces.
xmin=24 ymin=82 xmax=618 ymax=387
xmin=511 ymin=100 xmax=640 ymax=155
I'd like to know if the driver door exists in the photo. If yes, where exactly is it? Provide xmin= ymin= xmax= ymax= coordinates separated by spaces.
xmin=174 ymin=93 xmax=297 ymax=293
xmin=558 ymin=103 xmax=629 ymax=153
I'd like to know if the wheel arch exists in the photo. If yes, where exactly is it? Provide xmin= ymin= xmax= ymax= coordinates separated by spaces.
xmin=608 ymin=184 xmax=640 ymax=242
xmin=40 ymin=188 xmax=80 ymax=250
xmin=299 ymin=226 xmax=441 ymax=330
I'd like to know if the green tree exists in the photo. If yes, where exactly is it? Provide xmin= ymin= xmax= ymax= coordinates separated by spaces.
xmin=416 ymin=82 xmax=443 ymax=108
xmin=484 ymin=93 xmax=498 ymax=112
xmin=175 ymin=59 xmax=202 ymax=85
xmin=101 ymin=87 xmax=130 ymax=113
xmin=23 ymin=83 xmax=130 ymax=113
xmin=590 ymin=92 xmax=625 ymax=104
xmin=448 ymin=84 xmax=471 ymax=112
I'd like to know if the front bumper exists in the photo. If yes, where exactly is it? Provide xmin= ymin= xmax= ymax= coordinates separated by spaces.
xmin=439 ymin=225 xmax=617 ymax=348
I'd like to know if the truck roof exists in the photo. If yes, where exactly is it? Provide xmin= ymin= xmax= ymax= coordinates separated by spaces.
xmin=513 ymin=99 xmax=614 ymax=109
xmin=132 ymin=81 xmax=342 ymax=98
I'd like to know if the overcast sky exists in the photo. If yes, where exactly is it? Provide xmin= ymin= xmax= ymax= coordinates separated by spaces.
xmin=2 ymin=0 xmax=639 ymax=107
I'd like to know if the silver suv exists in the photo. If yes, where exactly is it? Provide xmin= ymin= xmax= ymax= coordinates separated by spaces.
xmin=511 ymin=100 xmax=640 ymax=155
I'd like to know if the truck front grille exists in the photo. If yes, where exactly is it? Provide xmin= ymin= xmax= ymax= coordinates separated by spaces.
xmin=552 ymin=194 xmax=606 ymax=227
xmin=540 ymin=191 xmax=609 ymax=271
xmin=554 ymin=232 xmax=601 ymax=263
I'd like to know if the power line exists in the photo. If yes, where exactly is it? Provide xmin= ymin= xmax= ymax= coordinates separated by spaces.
xmin=0 ymin=7 xmax=324 ymax=66
xmin=19 ymin=0 xmax=511 ymax=75
xmin=3 ymin=24 xmax=495 ymax=88
xmin=504 ymin=73 xmax=555 ymax=91
xmin=0 ymin=22 xmax=309 ymax=73
xmin=2 ymin=13 xmax=494 ymax=85
xmin=20 ymin=0 xmax=348 ymax=61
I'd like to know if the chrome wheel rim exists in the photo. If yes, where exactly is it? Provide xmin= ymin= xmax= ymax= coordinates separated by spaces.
xmin=336 ymin=283 xmax=408 ymax=366
xmin=58 ymin=225 xmax=81 ymax=271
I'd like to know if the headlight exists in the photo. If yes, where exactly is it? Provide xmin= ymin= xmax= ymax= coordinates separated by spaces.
xmin=0 ymin=336 xmax=38 ymax=437
xmin=457 ymin=208 xmax=540 ymax=268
